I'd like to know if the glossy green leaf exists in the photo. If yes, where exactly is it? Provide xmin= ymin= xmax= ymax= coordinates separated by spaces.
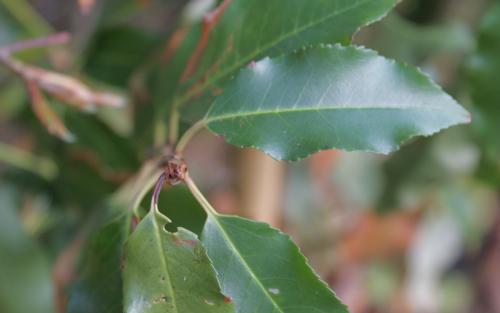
xmin=185 ymin=179 xmax=347 ymax=313
xmin=177 ymin=0 xmax=398 ymax=107
xmin=205 ymin=44 xmax=470 ymax=161
xmin=202 ymin=215 xmax=347 ymax=313
xmin=123 ymin=207 xmax=235 ymax=313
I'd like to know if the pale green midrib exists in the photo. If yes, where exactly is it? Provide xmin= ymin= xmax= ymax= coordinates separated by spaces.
xmin=178 ymin=0 xmax=376 ymax=106
xmin=152 ymin=215 xmax=179 ymax=313
xmin=205 ymin=104 xmax=460 ymax=123
xmin=209 ymin=214 xmax=285 ymax=313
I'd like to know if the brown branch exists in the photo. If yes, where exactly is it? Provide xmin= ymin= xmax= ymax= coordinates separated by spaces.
xmin=160 ymin=27 xmax=189 ymax=65
xmin=180 ymin=35 xmax=233 ymax=104
xmin=180 ymin=0 xmax=232 ymax=83
xmin=0 ymin=32 xmax=70 ymax=57
xmin=0 ymin=33 xmax=127 ymax=141
xmin=25 ymin=78 xmax=75 ymax=142
xmin=2 ymin=57 xmax=125 ymax=111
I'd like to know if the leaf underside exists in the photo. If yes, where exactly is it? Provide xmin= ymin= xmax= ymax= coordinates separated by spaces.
xmin=206 ymin=44 xmax=470 ymax=161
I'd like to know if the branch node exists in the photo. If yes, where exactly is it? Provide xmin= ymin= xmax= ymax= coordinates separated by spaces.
xmin=161 ymin=155 xmax=187 ymax=186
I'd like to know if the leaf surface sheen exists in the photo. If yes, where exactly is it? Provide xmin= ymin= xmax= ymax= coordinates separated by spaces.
xmin=123 ymin=209 xmax=235 ymax=313
xmin=206 ymin=44 xmax=470 ymax=160
xmin=202 ymin=214 xmax=348 ymax=313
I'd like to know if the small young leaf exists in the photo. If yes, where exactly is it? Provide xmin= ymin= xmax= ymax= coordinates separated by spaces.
xmin=202 ymin=214 xmax=348 ymax=313
xmin=205 ymin=44 xmax=470 ymax=161
xmin=123 ymin=209 xmax=235 ymax=313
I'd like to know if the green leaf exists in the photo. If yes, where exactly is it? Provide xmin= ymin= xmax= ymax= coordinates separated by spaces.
xmin=67 ymin=210 xmax=130 ymax=313
xmin=177 ymin=0 xmax=398 ymax=107
xmin=205 ymin=44 xmax=470 ymax=161
xmin=68 ymin=160 xmax=162 ymax=313
xmin=195 ymin=0 xmax=398 ymax=74
xmin=185 ymin=178 xmax=347 ymax=313
xmin=467 ymin=2 xmax=500 ymax=178
xmin=202 ymin=215 xmax=348 ymax=313
xmin=84 ymin=26 xmax=161 ymax=87
xmin=123 ymin=208 xmax=235 ymax=313
xmin=65 ymin=112 xmax=139 ymax=171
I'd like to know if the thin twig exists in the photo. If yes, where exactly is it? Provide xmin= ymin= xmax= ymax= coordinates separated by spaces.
xmin=151 ymin=173 xmax=167 ymax=211
xmin=175 ymin=120 xmax=206 ymax=154
xmin=184 ymin=173 xmax=218 ymax=216
xmin=0 ymin=32 xmax=70 ymax=56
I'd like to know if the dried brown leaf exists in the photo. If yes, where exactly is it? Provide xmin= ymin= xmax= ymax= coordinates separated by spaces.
xmin=25 ymin=79 xmax=75 ymax=142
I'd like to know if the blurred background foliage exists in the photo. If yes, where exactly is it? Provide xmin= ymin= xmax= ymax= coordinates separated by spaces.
xmin=1 ymin=0 xmax=500 ymax=313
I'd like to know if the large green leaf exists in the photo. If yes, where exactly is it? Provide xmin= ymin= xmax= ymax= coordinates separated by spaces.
xmin=123 ymin=207 xmax=235 ymax=313
xmin=185 ymin=178 xmax=347 ymax=313
xmin=203 ymin=215 xmax=348 ymax=313
xmin=205 ymin=44 xmax=470 ymax=161
xmin=176 ymin=0 xmax=398 ymax=107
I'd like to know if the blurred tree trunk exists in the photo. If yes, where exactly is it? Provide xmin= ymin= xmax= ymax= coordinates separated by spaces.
xmin=236 ymin=149 xmax=285 ymax=227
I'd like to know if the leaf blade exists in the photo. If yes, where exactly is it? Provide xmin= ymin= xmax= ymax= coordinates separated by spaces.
xmin=202 ymin=214 xmax=348 ymax=313
xmin=205 ymin=44 xmax=470 ymax=160
xmin=67 ymin=212 xmax=128 ymax=313
xmin=177 ymin=0 xmax=398 ymax=109
xmin=123 ymin=209 xmax=235 ymax=313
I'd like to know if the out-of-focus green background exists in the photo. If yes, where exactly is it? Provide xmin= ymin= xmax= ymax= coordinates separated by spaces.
xmin=1 ymin=0 xmax=499 ymax=313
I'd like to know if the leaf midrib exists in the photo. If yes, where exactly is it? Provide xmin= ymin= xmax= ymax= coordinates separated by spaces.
xmin=178 ymin=0 xmax=376 ymax=106
xmin=205 ymin=105 xmax=455 ymax=123
xmin=152 ymin=214 xmax=179 ymax=313
xmin=208 ymin=214 xmax=285 ymax=313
